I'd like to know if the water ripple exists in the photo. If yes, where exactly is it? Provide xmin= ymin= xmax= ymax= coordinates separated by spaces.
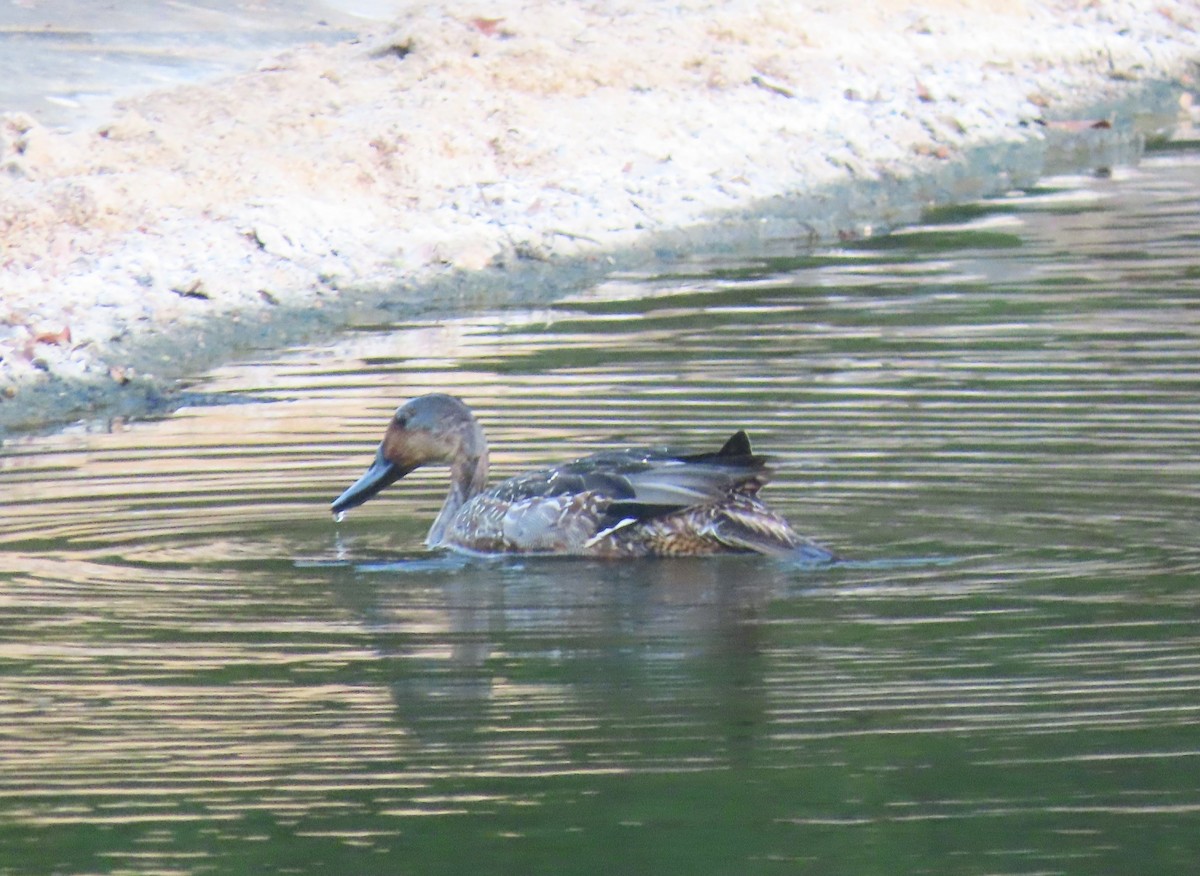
xmin=2 ymin=153 xmax=1199 ymax=873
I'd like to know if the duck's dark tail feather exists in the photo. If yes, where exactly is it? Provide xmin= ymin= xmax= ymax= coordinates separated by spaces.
xmin=680 ymin=430 xmax=765 ymax=467
xmin=717 ymin=430 xmax=753 ymax=457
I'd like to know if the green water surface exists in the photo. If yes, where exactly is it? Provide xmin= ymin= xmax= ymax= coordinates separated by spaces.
xmin=2 ymin=154 xmax=1199 ymax=874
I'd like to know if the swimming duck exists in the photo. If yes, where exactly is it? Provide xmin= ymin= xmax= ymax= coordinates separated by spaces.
xmin=331 ymin=393 xmax=835 ymax=562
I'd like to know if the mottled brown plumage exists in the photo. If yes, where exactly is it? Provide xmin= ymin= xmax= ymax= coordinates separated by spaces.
xmin=331 ymin=394 xmax=834 ymax=562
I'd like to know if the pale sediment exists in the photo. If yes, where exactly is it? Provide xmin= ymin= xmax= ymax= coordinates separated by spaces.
xmin=1 ymin=0 xmax=1197 ymax=432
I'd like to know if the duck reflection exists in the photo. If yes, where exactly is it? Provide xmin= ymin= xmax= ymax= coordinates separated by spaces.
xmin=320 ymin=548 xmax=799 ymax=767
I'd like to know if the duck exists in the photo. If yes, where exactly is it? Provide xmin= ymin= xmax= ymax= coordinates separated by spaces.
xmin=331 ymin=393 xmax=836 ymax=562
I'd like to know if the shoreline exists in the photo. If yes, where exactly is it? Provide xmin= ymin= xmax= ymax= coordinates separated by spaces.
xmin=1 ymin=0 xmax=1197 ymax=434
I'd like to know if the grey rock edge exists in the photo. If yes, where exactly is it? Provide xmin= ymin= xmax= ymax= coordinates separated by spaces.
xmin=1 ymin=2 xmax=1197 ymax=435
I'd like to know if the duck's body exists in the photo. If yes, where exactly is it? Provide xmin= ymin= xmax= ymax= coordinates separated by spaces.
xmin=331 ymin=394 xmax=834 ymax=562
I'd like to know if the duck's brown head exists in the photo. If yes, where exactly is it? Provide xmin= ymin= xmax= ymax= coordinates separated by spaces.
xmin=331 ymin=393 xmax=485 ymax=517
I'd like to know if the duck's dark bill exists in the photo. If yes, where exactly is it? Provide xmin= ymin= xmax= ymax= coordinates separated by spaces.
xmin=331 ymin=448 xmax=411 ymax=516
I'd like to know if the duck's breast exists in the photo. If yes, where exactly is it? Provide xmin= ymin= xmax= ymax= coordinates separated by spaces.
xmin=444 ymin=491 xmax=607 ymax=554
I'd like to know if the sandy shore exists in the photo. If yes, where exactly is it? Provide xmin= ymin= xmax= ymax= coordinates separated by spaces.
xmin=1 ymin=0 xmax=1197 ymax=432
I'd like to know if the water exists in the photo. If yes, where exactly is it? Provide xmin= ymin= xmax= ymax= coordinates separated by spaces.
xmin=2 ymin=152 xmax=1199 ymax=874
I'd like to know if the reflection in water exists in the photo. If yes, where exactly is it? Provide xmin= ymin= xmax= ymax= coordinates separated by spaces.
xmin=2 ymin=154 xmax=1200 ymax=873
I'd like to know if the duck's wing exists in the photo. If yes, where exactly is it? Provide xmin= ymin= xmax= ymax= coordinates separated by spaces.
xmin=606 ymin=430 xmax=772 ymax=520
xmin=490 ymin=431 xmax=770 ymax=512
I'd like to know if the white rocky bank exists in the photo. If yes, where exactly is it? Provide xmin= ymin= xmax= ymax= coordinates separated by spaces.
xmin=0 ymin=0 xmax=1197 ymax=429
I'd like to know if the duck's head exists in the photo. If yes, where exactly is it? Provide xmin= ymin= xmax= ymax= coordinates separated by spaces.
xmin=331 ymin=393 xmax=486 ymax=517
